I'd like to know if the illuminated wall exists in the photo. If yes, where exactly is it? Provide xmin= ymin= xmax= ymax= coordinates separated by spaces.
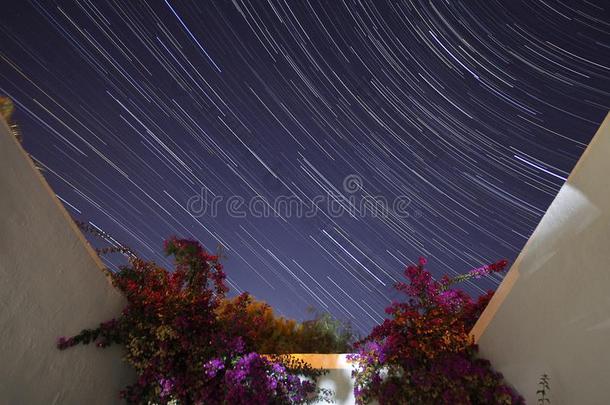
xmin=0 ymin=117 xmax=132 ymax=403
xmin=472 ymin=113 xmax=610 ymax=404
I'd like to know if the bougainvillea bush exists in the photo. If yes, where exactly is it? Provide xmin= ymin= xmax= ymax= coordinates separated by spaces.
xmin=58 ymin=237 xmax=330 ymax=404
xmin=348 ymin=258 xmax=524 ymax=405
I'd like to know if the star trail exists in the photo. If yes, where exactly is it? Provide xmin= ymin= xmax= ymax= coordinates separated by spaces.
xmin=1 ymin=0 xmax=609 ymax=333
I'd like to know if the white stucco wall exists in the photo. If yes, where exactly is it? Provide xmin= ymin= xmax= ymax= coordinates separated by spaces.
xmin=291 ymin=354 xmax=358 ymax=404
xmin=0 ymin=117 xmax=132 ymax=403
xmin=472 ymin=113 xmax=610 ymax=404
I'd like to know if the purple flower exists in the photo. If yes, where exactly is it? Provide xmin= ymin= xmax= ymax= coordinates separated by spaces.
xmin=203 ymin=358 xmax=225 ymax=378
xmin=271 ymin=362 xmax=285 ymax=374
xmin=159 ymin=378 xmax=174 ymax=398
xmin=468 ymin=265 xmax=491 ymax=279
xmin=56 ymin=336 xmax=75 ymax=350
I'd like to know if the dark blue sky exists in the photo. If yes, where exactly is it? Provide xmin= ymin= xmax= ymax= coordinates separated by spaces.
xmin=1 ymin=0 xmax=609 ymax=333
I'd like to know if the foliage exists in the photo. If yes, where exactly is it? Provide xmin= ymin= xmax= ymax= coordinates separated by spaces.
xmin=59 ymin=227 xmax=523 ymax=404
xmin=537 ymin=374 xmax=551 ymax=404
xmin=73 ymin=220 xmax=138 ymax=258
xmin=58 ymin=237 xmax=329 ymax=404
xmin=216 ymin=292 xmax=298 ymax=354
xmin=0 ymin=96 xmax=14 ymax=121
xmin=293 ymin=310 xmax=355 ymax=353
xmin=217 ymin=295 xmax=354 ymax=354
xmin=348 ymin=257 xmax=524 ymax=405
xmin=1 ymin=95 xmax=23 ymax=143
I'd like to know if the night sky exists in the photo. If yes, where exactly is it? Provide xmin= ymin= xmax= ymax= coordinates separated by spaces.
xmin=1 ymin=1 xmax=609 ymax=333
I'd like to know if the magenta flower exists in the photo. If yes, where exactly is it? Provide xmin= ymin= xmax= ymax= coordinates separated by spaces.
xmin=158 ymin=378 xmax=174 ymax=398
xmin=350 ymin=257 xmax=523 ymax=404
xmin=203 ymin=358 xmax=225 ymax=378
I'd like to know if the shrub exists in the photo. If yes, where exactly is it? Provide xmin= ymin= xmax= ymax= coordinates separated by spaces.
xmin=348 ymin=258 xmax=524 ymax=404
xmin=58 ymin=237 xmax=328 ymax=404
